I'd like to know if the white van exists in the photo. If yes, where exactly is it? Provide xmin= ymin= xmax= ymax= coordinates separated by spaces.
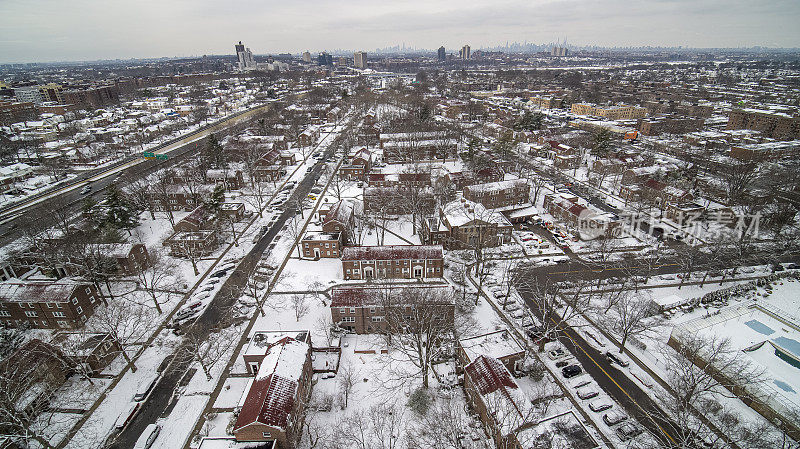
xmin=133 ymin=424 xmax=160 ymax=449
xmin=133 ymin=374 xmax=160 ymax=402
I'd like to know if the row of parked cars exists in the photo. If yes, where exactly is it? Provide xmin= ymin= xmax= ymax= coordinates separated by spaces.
xmin=548 ymin=345 xmax=641 ymax=442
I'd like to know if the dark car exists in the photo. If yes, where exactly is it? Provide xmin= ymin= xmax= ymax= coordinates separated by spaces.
xmin=555 ymin=360 xmax=570 ymax=368
xmin=562 ymin=365 xmax=582 ymax=378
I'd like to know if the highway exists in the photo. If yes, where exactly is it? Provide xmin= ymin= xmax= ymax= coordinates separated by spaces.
xmin=0 ymin=101 xmax=277 ymax=245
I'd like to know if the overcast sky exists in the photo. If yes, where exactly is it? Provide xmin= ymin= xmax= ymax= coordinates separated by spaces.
xmin=1 ymin=0 xmax=799 ymax=63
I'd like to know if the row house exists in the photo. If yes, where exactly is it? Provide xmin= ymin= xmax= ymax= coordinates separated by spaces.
xmin=163 ymin=230 xmax=218 ymax=257
xmin=339 ymin=148 xmax=374 ymax=180
xmin=219 ymin=202 xmax=246 ymax=222
xmin=0 ymin=279 xmax=103 ymax=329
xmin=174 ymin=205 xmax=217 ymax=233
xmin=444 ymin=167 xmax=504 ymax=191
xmin=298 ymin=126 xmax=320 ymax=147
xmin=458 ymin=329 xmax=526 ymax=375
xmin=164 ymin=184 xmax=214 ymax=211
xmin=423 ymin=198 xmax=514 ymax=249
xmin=330 ymin=285 xmax=455 ymax=334
xmin=463 ymin=179 xmax=530 ymax=209
xmin=363 ymin=187 xmax=435 ymax=215
xmin=321 ymin=200 xmax=357 ymax=244
xmin=590 ymin=154 xmax=647 ymax=175
xmin=542 ymin=191 xmax=620 ymax=238
xmin=301 ymin=232 xmax=342 ymax=259
xmin=620 ymin=164 xmax=678 ymax=186
xmin=639 ymin=179 xmax=693 ymax=209
xmin=51 ymin=331 xmax=122 ymax=374
xmin=341 ymin=245 xmax=444 ymax=281
xmin=234 ymin=334 xmax=313 ymax=449
xmin=206 ymin=169 xmax=245 ymax=190
xmin=86 ymin=243 xmax=149 ymax=275
xmin=0 ymin=162 xmax=34 ymax=193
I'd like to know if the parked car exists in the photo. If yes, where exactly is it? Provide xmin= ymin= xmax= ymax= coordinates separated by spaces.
xmin=615 ymin=423 xmax=641 ymax=441
xmin=133 ymin=374 xmax=160 ymax=401
xmin=577 ymin=386 xmax=599 ymax=400
xmin=589 ymin=399 xmax=613 ymax=412
xmin=548 ymin=348 xmax=566 ymax=360
xmin=80 ymin=185 xmax=92 ymax=195
xmin=555 ymin=360 xmax=570 ymax=368
xmin=210 ymin=269 xmax=228 ymax=278
xmin=133 ymin=424 xmax=161 ymax=449
xmin=603 ymin=410 xmax=628 ymax=426
xmin=605 ymin=351 xmax=630 ymax=367
xmin=114 ymin=402 xmax=141 ymax=429
xmin=561 ymin=365 xmax=582 ymax=378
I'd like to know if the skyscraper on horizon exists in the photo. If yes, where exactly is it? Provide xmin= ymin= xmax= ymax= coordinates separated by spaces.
xmin=302 ymin=51 xmax=312 ymax=63
xmin=460 ymin=45 xmax=470 ymax=60
xmin=235 ymin=41 xmax=255 ymax=71
xmin=437 ymin=46 xmax=446 ymax=61
xmin=354 ymin=51 xmax=367 ymax=69
xmin=317 ymin=52 xmax=333 ymax=66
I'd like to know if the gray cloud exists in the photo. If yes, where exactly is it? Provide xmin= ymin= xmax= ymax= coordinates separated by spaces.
xmin=0 ymin=0 xmax=798 ymax=63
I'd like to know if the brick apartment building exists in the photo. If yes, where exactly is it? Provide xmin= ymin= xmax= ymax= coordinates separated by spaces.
xmin=339 ymin=148 xmax=374 ymax=180
xmin=463 ymin=179 xmax=530 ymax=209
xmin=341 ymin=245 xmax=444 ymax=280
xmin=727 ymin=108 xmax=799 ymax=140
xmin=330 ymin=285 xmax=454 ymax=334
xmin=423 ymin=198 xmax=513 ymax=249
xmin=301 ymin=232 xmax=342 ymax=259
xmin=570 ymin=103 xmax=648 ymax=120
xmin=0 ymin=279 xmax=103 ymax=329
xmin=234 ymin=334 xmax=313 ymax=449
xmin=87 ymin=243 xmax=149 ymax=274
xmin=542 ymin=191 xmax=620 ymax=238
xmin=52 ymin=331 xmax=122 ymax=374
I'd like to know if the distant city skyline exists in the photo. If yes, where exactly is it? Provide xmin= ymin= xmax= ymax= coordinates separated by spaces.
xmin=1 ymin=0 xmax=799 ymax=64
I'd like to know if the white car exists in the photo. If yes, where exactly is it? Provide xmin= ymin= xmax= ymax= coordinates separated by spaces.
xmin=134 ymin=424 xmax=161 ymax=449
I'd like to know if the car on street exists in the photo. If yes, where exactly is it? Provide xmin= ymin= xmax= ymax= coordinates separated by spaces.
xmin=603 ymin=410 xmax=628 ymax=426
xmin=589 ymin=398 xmax=613 ymax=412
xmin=80 ymin=185 xmax=92 ymax=195
xmin=561 ymin=365 xmax=582 ymax=378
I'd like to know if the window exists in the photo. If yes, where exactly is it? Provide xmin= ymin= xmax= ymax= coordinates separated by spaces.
xmin=0 ymin=311 xmax=10 ymax=317
xmin=340 ymin=308 xmax=346 ymax=314
xmin=76 ymin=306 xmax=83 ymax=315
xmin=371 ymin=316 xmax=383 ymax=322
xmin=57 ymin=320 xmax=68 ymax=327
xmin=52 ymin=312 xmax=66 ymax=318
xmin=304 ymin=243 xmax=309 ymax=247
xmin=346 ymin=269 xmax=351 ymax=274
xmin=25 ymin=311 xmax=37 ymax=318
xmin=349 ymin=308 xmax=355 ymax=314
xmin=325 ymin=243 xmax=329 ymax=248
xmin=262 ymin=432 xmax=272 ymax=438
xmin=72 ymin=297 xmax=78 ymax=305
xmin=369 ymin=307 xmax=376 ymax=313
xmin=342 ymin=316 xmax=355 ymax=323
xmin=56 ymin=303 xmax=62 ymax=308
xmin=89 ymin=296 xmax=95 ymax=304
xmin=85 ymin=287 xmax=91 ymax=294
xmin=26 ymin=302 xmax=33 ymax=309
xmin=47 ymin=303 xmax=54 ymax=308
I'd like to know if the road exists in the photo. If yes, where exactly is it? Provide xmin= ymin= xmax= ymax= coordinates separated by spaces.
xmin=0 ymin=101 xmax=279 ymax=245
xmin=106 ymin=118 xmax=348 ymax=449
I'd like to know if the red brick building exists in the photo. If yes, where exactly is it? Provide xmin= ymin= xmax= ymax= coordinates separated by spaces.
xmin=341 ymin=245 xmax=444 ymax=280
xmin=301 ymin=232 xmax=342 ymax=259
xmin=463 ymin=179 xmax=530 ymax=209
xmin=233 ymin=335 xmax=313 ymax=449
xmin=0 ymin=279 xmax=103 ymax=329
xmin=330 ymin=285 xmax=455 ymax=334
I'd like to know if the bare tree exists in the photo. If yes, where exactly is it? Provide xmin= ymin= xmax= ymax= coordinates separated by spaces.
xmin=291 ymin=293 xmax=310 ymax=322
xmin=182 ymin=308 xmax=239 ymax=380
xmin=337 ymin=361 xmax=359 ymax=409
xmin=379 ymin=286 xmax=455 ymax=388
xmin=133 ymin=248 xmax=183 ymax=314
xmin=90 ymin=296 xmax=153 ymax=373
xmin=609 ymin=291 xmax=655 ymax=353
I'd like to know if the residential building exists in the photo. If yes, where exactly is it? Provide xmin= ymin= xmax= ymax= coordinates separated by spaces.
xmin=437 ymin=46 xmax=446 ymax=61
xmin=542 ymin=191 xmax=620 ymax=238
xmin=330 ymin=285 xmax=455 ymax=334
xmin=321 ymin=200 xmax=357 ymax=244
xmin=464 ymin=179 xmax=530 ymax=209
xmin=457 ymin=329 xmax=526 ymax=374
xmin=730 ymin=140 xmax=800 ymax=161
xmin=233 ymin=335 xmax=313 ymax=448
xmin=86 ymin=243 xmax=149 ymax=275
xmin=301 ymin=232 xmax=342 ymax=259
xmin=235 ymin=41 xmax=256 ymax=71
xmin=551 ymin=46 xmax=569 ymax=56
xmin=52 ymin=331 xmax=122 ymax=374
xmin=570 ymin=103 xmax=648 ymax=120
xmin=460 ymin=45 xmax=471 ymax=60
xmin=727 ymin=108 xmax=799 ymax=140
xmin=302 ymin=51 xmax=312 ymax=63
xmin=0 ymin=279 xmax=103 ymax=329
xmin=163 ymin=230 xmax=218 ymax=257
xmin=423 ymin=198 xmax=514 ymax=249
xmin=341 ymin=245 xmax=444 ymax=280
